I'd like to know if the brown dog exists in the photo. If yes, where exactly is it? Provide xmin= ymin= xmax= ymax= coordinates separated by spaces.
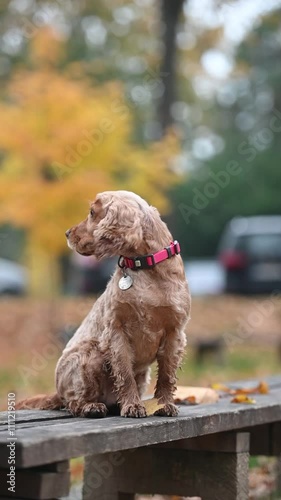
xmin=17 ymin=191 xmax=190 ymax=418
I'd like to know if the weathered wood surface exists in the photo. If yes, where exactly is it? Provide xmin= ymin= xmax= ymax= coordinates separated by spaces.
xmin=156 ymin=430 xmax=250 ymax=453
xmin=0 ymin=410 xmax=72 ymax=426
xmin=243 ymin=422 xmax=281 ymax=456
xmin=83 ymin=433 xmax=250 ymax=500
xmin=159 ymin=422 xmax=281 ymax=456
xmin=0 ymin=376 xmax=280 ymax=468
xmin=226 ymin=375 xmax=281 ymax=390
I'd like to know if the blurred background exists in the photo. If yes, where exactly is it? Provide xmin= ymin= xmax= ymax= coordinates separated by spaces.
xmin=0 ymin=0 xmax=281 ymax=497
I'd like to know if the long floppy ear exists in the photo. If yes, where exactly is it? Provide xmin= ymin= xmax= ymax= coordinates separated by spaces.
xmin=123 ymin=217 xmax=143 ymax=249
xmin=93 ymin=199 xmax=144 ymax=256
xmin=106 ymin=201 xmax=144 ymax=249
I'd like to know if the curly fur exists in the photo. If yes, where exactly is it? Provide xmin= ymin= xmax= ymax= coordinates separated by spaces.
xmin=17 ymin=191 xmax=191 ymax=418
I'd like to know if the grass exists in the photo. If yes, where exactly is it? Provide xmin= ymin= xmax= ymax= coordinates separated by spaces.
xmin=0 ymin=359 xmax=58 ymax=410
xmin=178 ymin=345 xmax=280 ymax=387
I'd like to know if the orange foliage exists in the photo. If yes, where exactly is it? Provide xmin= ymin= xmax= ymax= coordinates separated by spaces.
xmin=0 ymin=29 xmax=178 ymax=255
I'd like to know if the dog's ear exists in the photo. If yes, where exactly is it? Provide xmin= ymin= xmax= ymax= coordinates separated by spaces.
xmin=107 ymin=201 xmax=144 ymax=250
xmin=93 ymin=199 xmax=144 ymax=255
xmin=123 ymin=219 xmax=143 ymax=249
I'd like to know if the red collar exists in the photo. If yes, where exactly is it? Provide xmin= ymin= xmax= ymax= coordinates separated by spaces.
xmin=118 ymin=240 xmax=181 ymax=271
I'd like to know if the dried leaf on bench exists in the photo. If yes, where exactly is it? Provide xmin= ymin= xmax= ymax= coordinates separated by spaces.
xmin=234 ymin=381 xmax=269 ymax=395
xmin=142 ymin=398 xmax=165 ymax=416
xmin=186 ymin=396 xmax=196 ymax=405
xmin=210 ymin=383 xmax=235 ymax=394
xmin=211 ymin=380 xmax=269 ymax=396
xmin=174 ymin=386 xmax=219 ymax=405
xmin=257 ymin=381 xmax=269 ymax=394
xmin=231 ymin=394 xmax=256 ymax=404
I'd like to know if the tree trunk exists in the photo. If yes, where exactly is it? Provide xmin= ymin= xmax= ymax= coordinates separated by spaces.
xmin=26 ymin=240 xmax=60 ymax=297
xmin=158 ymin=0 xmax=184 ymax=134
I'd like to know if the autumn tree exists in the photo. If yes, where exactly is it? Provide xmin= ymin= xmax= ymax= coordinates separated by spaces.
xmin=0 ymin=28 xmax=178 ymax=294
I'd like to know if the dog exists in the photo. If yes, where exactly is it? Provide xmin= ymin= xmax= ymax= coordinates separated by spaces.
xmin=17 ymin=191 xmax=191 ymax=418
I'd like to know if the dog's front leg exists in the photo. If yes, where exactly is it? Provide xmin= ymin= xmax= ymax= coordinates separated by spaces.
xmin=154 ymin=330 xmax=186 ymax=417
xmin=109 ymin=332 xmax=147 ymax=418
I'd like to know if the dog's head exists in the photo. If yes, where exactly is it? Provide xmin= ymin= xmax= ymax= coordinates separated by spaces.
xmin=66 ymin=190 xmax=163 ymax=259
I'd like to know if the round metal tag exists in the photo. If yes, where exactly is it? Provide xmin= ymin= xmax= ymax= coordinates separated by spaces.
xmin=118 ymin=274 xmax=133 ymax=290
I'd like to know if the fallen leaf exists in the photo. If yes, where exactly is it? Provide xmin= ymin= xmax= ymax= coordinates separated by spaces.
xmin=210 ymin=383 xmax=234 ymax=394
xmin=174 ymin=386 xmax=219 ymax=405
xmin=258 ymin=381 xmax=269 ymax=394
xmin=231 ymin=394 xmax=256 ymax=404
xmin=186 ymin=396 xmax=197 ymax=405
xmin=211 ymin=380 xmax=269 ymax=396
xmin=233 ymin=381 xmax=269 ymax=395
xmin=142 ymin=398 xmax=165 ymax=416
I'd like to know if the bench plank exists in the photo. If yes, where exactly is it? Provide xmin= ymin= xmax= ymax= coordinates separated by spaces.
xmin=0 ymin=418 xmax=83 ymax=433
xmin=0 ymin=410 xmax=72 ymax=426
xmin=242 ymin=422 xmax=281 ymax=456
xmin=83 ymin=435 xmax=250 ymax=500
xmin=156 ymin=430 xmax=250 ymax=453
xmin=0 ymin=389 xmax=280 ymax=468
xmin=226 ymin=375 xmax=281 ymax=390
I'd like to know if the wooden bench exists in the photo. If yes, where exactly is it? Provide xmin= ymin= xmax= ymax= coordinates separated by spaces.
xmin=0 ymin=375 xmax=281 ymax=500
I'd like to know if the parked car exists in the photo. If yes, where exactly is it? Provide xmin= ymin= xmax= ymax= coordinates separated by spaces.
xmin=218 ymin=216 xmax=281 ymax=294
xmin=66 ymin=252 xmax=116 ymax=295
xmin=0 ymin=258 xmax=28 ymax=295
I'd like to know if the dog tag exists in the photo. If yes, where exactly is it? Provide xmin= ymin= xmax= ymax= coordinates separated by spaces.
xmin=119 ymin=274 xmax=133 ymax=290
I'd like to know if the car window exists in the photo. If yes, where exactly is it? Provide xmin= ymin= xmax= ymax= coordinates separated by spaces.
xmin=237 ymin=234 xmax=281 ymax=258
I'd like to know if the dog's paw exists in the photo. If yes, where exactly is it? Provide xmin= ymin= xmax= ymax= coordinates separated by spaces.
xmin=154 ymin=403 xmax=179 ymax=417
xmin=81 ymin=402 xmax=108 ymax=418
xmin=121 ymin=403 xmax=147 ymax=418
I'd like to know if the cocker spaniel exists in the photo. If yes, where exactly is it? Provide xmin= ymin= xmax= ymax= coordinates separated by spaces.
xmin=17 ymin=191 xmax=191 ymax=418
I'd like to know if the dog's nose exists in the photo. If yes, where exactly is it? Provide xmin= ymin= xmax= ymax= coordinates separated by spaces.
xmin=65 ymin=229 xmax=71 ymax=238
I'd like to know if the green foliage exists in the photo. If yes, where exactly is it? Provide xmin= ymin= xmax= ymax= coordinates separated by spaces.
xmin=169 ymin=10 xmax=281 ymax=257
xmin=170 ymin=132 xmax=281 ymax=257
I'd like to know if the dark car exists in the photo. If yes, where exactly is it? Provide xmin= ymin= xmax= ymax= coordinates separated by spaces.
xmin=218 ymin=216 xmax=281 ymax=294
xmin=66 ymin=252 xmax=116 ymax=295
xmin=0 ymin=258 xmax=28 ymax=295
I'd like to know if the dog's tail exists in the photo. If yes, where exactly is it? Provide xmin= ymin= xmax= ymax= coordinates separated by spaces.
xmin=16 ymin=393 xmax=63 ymax=411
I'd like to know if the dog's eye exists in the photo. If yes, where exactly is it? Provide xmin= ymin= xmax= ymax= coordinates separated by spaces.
xmin=90 ymin=208 xmax=95 ymax=217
